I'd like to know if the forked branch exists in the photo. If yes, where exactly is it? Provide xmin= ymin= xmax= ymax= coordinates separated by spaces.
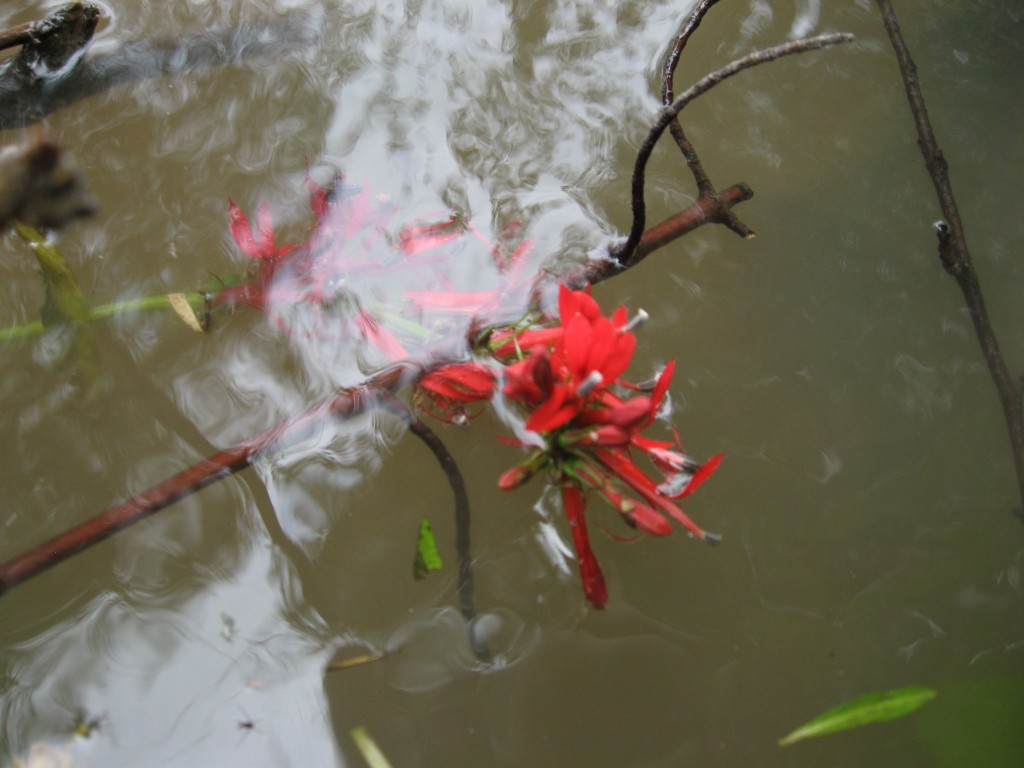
xmin=612 ymin=32 xmax=854 ymax=268
xmin=0 ymin=22 xmax=855 ymax=597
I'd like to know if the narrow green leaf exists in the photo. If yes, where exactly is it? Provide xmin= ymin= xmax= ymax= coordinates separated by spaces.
xmin=14 ymin=221 xmax=91 ymax=327
xmin=779 ymin=686 xmax=937 ymax=746
xmin=413 ymin=516 xmax=443 ymax=580
xmin=351 ymin=726 xmax=394 ymax=768
xmin=14 ymin=221 xmax=101 ymax=385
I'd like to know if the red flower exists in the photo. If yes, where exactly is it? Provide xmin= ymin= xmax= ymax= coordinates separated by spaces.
xmin=228 ymin=199 xmax=297 ymax=263
xmin=561 ymin=478 xmax=608 ymax=609
xmin=417 ymin=362 xmax=497 ymax=423
xmin=495 ymin=285 xmax=723 ymax=608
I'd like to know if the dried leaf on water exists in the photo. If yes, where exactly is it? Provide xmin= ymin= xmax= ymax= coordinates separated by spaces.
xmin=168 ymin=292 xmax=205 ymax=332
xmin=350 ymin=726 xmax=394 ymax=768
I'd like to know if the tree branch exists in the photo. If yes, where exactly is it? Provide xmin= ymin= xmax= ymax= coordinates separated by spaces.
xmin=613 ymin=32 xmax=854 ymax=267
xmin=661 ymin=0 xmax=721 ymax=195
xmin=0 ymin=25 xmax=855 ymax=597
xmin=875 ymin=0 xmax=1024 ymax=510
xmin=0 ymin=358 xmax=424 ymax=594
xmin=380 ymin=396 xmax=491 ymax=663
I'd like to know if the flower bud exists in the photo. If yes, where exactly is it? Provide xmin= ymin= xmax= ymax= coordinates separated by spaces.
xmin=608 ymin=396 xmax=652 ymax=429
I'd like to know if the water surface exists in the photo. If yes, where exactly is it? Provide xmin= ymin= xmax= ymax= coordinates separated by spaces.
xmin=2 ymin=1 xmax=1023 ymax=766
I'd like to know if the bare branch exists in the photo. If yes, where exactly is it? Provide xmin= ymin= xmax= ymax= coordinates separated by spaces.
xmin=381 ymin=396 xmax=491 ymax=663
xmin=0 ymin=359 xmax=424 ymax=594
xmin=661 ymin=0 xmax=721 ymax=194
xmin=875 ymin=0 xmax=1024 ymax=508
xmin=660 ymin=0 xmax=753 ymax=241
xmin=613 ymin=32 xmax=855 ymax=267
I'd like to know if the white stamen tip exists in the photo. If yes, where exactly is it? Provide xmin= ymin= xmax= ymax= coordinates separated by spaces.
xmin=576 ymin=370 xmax=604 ymax=397
xmin=622 ymin=308 xmax=649 ymax=333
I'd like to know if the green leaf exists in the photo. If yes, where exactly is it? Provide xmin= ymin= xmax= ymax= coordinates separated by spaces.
xmin=413 ymin=516 xmax=443 ymax=580
xmin=350 ymin=726 xmax=394 ymax=768
xmin=14 ymin=221 xmax=101 ymax=386
xmin=778 ymin=686 xmax=937 ymax=746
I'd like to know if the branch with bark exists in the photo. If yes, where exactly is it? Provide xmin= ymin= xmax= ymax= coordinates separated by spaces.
xmin=0 ymin=9 xmax=854 ymax=605
xmin=875 ymin=0 xmax=1024 ymax=513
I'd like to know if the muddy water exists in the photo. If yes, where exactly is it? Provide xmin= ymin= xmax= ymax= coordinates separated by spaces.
xmin=1 ymin=1 xmax=1022 ymax=766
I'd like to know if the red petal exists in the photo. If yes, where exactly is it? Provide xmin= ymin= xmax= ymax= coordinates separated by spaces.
xmin=650 ymin=360 xmax=676 ymax=413
xmin=525 ymin=387 xmax=577 ymax=433
xmin=600 ymin=332 xmax=636 ymax=384
xmin=585 ymin=316 xmax=616 ymax=374
xmin=404 ymin=290 xmax=498 ymax=314
xmin=575 ymin=425 xmax=630 ymax=447
xmin=228 ymin=199 xmax=261 ymax=259
xmin=306 ymin=177 xmax=330 ymax=219
xmin=677 ymin=453 xmax=724 ymax=499
xmin=497 ymin=452 xmax=544 ymax=489
xmin=256 ymin=202 xmax=275 ymax=258
xmin=356 ymin=311 xmax=407 ymax=361
xmin=492 ymin=327 xmax=563 ymax=358
xmin=608 ymin=396 xmax=652 ymax=430
xmin=562 ymin=480 xmax=608 ymax=609
xmin=593 ymin=448 xmax=716 ymax=542
xmin=558 ymin=284 xmax=580 ymax=324
xmin=630 ymin=503 xmax=673 ymax=536
xmin=420 ymin=364 xmax=495 ymax=400
xmin=563 ymin=315 xmax=592 ymax=378
xmin=400 ymin=216 xmax=462 ymax=256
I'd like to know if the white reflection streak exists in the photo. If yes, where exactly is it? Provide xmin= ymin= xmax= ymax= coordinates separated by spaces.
xmin=807 ymin=448 xmax=843 ymax=484
xmin=534 ymin=517 xmax=574 ymax=577
xmin=897 ymin=610 xmax=947 ymax=661
xmin=789 ymin=0 xmax=821 ymax=39
xmin=741 ymin=520 xmax=827 ymax=621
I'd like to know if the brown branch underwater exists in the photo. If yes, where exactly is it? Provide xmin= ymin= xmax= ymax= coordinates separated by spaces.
xmin=0 ymin=19 xmax=854 ymax=596
xmin=381 ymin=396 xmax=492 ymax=663
xmin=875 ymin=0 xmax=1024 ymax=510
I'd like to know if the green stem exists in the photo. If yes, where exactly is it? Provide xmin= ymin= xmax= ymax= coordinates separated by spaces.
xmin=0 ymin=292 xmax=208 ymax=342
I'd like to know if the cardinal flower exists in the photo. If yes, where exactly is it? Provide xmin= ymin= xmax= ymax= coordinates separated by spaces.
xmin=417 ymin=361 xmax=497 ymax=423
xmin=496 ymin=284 xmax=722 ymax=609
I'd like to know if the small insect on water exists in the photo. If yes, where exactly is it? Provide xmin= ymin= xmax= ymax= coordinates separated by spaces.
xmin=236 ymin=709 xmax=260 ymax=742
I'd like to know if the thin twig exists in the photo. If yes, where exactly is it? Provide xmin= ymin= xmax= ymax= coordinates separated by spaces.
xmin=875 ymin=0 xmax=1024 ymax=509
xmin=380 ymin=395 xmax=492 ymax=663
xmin=614 ymin=32 xmax=854 ymax=267
xmin=0 ymin=20 xmax=34 ymax=52
xmin=661 ymin=0 xmax=753 ymax=239
xmin=0 ymin=360 xmax=421 ymax=594
xmin=0 ymin=30 xmax=855 ymax=597
xmin=585 ymin=182 xmax=753 ymax=285
xmin=662 ymin=0 xmax=721 ymax=195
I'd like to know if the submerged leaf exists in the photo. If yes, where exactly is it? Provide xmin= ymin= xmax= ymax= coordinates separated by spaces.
xmin=413 ymin=517 xmax=443 ymax=580
xmin=350 ymin=726 xmax=395 ymax=768
xmin=778 ymin=686 xmax=937 ymax=746
xmin=14 ymin=221 xmax=100 ymax=386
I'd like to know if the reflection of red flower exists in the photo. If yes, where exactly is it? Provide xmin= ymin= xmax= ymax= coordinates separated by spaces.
xmin=417 ymin=362 xmax=497 ymax=423
xmin=220 ymin=180 xmax=720 ymax=610
xmin=497 ymin=285 xmax=722 ymax=609
xmin=218 ymin=176 xmax=531 ymax=360
xmin=228 ymin=200 xmax=297 ymax=263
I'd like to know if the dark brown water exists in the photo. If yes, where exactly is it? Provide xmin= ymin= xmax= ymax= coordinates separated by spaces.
xmin=2 ymin=1 xmax=1023 ymax=766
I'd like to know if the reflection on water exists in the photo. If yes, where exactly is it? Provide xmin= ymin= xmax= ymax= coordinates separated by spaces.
xmin=2 ymin=0 xmax=1024 ymax=766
